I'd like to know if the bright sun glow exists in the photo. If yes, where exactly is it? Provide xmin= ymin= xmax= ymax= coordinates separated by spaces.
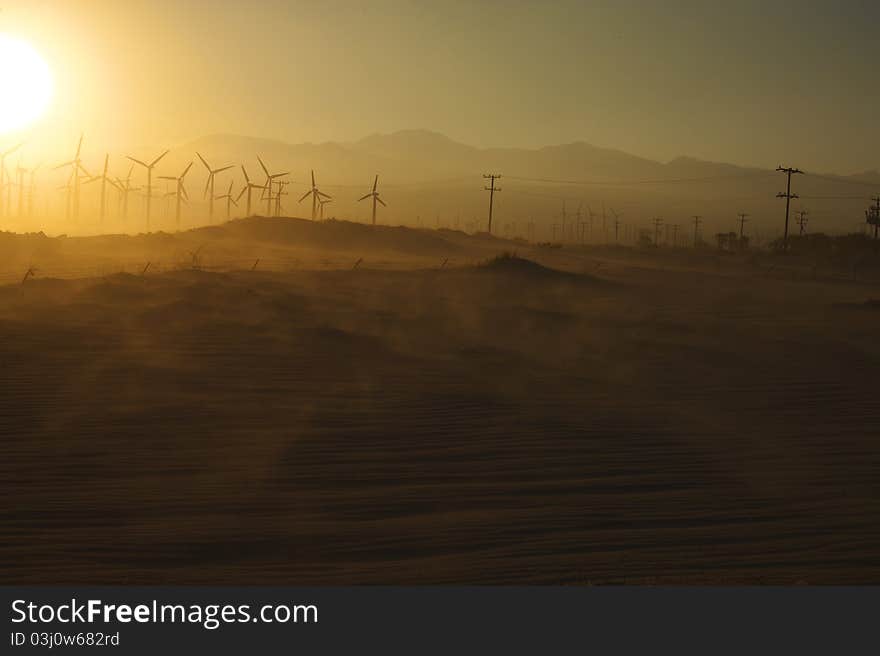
xmin=0 ymin=34 xmax=53 ymax=135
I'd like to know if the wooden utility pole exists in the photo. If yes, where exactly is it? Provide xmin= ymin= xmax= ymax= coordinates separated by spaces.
xmin=776 ymin=166 xmax=803 ymax=250
xmin=866 ymin=196 xmax=879 ymax=240
xmin=483 ymin=174 xmax=501 ymax=234
xmin=692 ymin=215 xmax=702 ymax=247
xmin=652 ymin=217 xmax=663 ymax=247
xmin=795 ymin=209 xmax=809 ymax=235
xmin=738 ymin=212 xmax=749 ymax=239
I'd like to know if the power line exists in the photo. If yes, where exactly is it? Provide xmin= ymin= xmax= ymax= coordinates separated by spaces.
xmin=803 ymin=172 xmax=880 ymax=187
xmin=504 ymin=171 xmax=775 ymax=187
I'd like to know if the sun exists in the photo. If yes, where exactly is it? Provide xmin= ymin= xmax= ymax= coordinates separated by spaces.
xmin=0 ymin=34 xmax=53 ymax=135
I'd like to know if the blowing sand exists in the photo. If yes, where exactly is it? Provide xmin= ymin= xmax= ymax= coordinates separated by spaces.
xmin=1 ymin=218 xmax=879 ymax=584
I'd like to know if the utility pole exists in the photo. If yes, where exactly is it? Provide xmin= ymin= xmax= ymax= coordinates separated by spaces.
xmin=867 ymin=196 xmax=880 ymax=240
xmin=795 ymin=209 xmax=809 ymax=235
xmin=561 ymin=200 xmax=567 ymax=242
xmin=652 ymin=217 xmax=663 ymax=247
xmin=483 ymin=174 xmax=501 ymax=234
xmin=692 ymin=215 xmax=702 ymax=247
xmin=737 ymin=212 xmax=749 ymax=239
xmin=776 ymin=166 xmax=803 ymax=251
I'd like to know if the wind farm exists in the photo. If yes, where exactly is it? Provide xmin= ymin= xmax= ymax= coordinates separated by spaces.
xmin=1 ymin=0 xmax=879 ymax=595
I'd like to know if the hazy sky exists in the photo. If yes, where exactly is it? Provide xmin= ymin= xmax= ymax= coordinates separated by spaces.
xmin=2 ymin=0 xmax=879 ymax=173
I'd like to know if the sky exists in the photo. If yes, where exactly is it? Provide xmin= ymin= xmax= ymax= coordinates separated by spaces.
xmin=1 ymin=0 xmax=879 ymax=173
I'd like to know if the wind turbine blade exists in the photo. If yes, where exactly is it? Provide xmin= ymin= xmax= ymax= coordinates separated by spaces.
xmin=196 ymin=152 xmax=210 ymax=171
xmin=203 ymin=174 xmax=212 ymax=199
xmin=317 ymin=190 xmax=332 ymax=199
xmin=214 ymin=165 xmax=234 ymax=174
xmin=227 ymin=180 xmax=234 ymax=194
xmin=230 ymin=198 xmax=238 ymax=207
xmin=257 ymin=156 xmax=269 ymax=178
xmin=298 ymin=190 xmax=312 ymax=203
xmin=181 ymin=185 xmax=189 ymax=201
xmin=3 ymin=142 xmax=24 ymax=159
xmin=150 ymin=150 xmax=170 ymax=167
xmin=377 ymin=197 xmax=386 ymax=207
xmin=373 ymin=174 xmax=378 ymax=192
xmin=181 ymin=161 xmax=194 ymax=179
xmin=54 ymin=160 xmax=75 ymax=170
xmin=126 ymin=156 xmax=148 ymax=168
xmin=358 ymin=193 xmax=371 ymax=202
xmin=75 ymin=134 xmax=83 ymax=158
xmin=241 ymin=165 xmax=250 ymax=183
xmin=311 ymin=170 xmax=315 ymax=187
xmin=157 ymin=176 xmax=177 ymax=181
xmin=236 ymin=186 xmax=247 ymax=202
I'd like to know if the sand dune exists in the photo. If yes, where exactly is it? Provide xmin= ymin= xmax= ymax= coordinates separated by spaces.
xmin=2 ymin=225 xmax=879 ymax=584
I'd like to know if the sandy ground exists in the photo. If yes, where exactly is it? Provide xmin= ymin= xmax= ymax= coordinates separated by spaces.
xmin=1 ymin=218 xmax=879 ymax=584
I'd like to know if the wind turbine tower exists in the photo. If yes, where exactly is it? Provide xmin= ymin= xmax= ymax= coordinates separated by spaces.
xmin=215 ymin=179 xmax=239 ymax=221
xmin=256 ymin=156 xmax=289 ymax=216
xmin=54 ymin=135 xmax=91 ymax=222
xmin=237 ymin=165 xmax=265 ymax=217
xmin=358 ymin=174 xmax=386 ymax=225
xmin=84 ymin=154 xmax=121 ymax=229
xmin=158 ymin=161 xmax=193 ymax=231
xmin=197 ymin=152 xmax=233 ymax=223
xmin=126 ymin=149 xmax=169 ymax=230
xmin=0 ymin=142 xmax=23 ymax=219
xmin=298 ymin=169 xmax=331 ymax=220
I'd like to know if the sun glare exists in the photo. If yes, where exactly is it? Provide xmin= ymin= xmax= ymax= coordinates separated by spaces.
xmin=0 ymin=34 xmax=53 ymax=135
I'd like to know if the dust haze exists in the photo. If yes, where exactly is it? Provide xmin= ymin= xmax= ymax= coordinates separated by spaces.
xmin=2 ymin=0 xmax=879 ymax=586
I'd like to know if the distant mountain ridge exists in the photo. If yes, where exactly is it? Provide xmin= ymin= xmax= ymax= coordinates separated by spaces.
xmin=178 ymin=129 xmax=875 ymax=183
xmin=164 ymin=130 xmax=876 ymax=237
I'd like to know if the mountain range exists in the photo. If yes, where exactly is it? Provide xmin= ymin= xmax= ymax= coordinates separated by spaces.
xmin=157 ymin=130 xmax=880 ymax=238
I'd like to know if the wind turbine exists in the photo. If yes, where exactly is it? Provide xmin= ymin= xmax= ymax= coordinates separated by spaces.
xmin=84 ymin=154 xmax=121 ymax=229
xmin=587 ymin=205 xmax=598 ymax=242
xmin=26 ymin=163 xmax=41 ymax=218
xmin=197 ymin=152 xmax=233 ymax=222
xmin=58 ymin=168 xmax=74 ymax=222
xmin=54 ymin=135 xmax=91 ymax=222
xmin=158 ymin=161 xmax=193 ymax=231
xmin=298 ymin=169 xmax=331 ymax=220
xmin=114 ymin=166 xmax=138 ymax=222
xmin=609 ymin=208 xmax=624 ymax=243
xmin=126 ymin=149 xmax=169 ymax=231
xmin=237 ymin=165 xmax=265 ymax=217
xmin=358 ymin=175 xmax=386 ymax=226
xmin=0 ymin=141 xmax=23 ymax=219
xmin=15 ymin=158 xmax=27 ymax=218
xmin=215 ymin=179 xmax=238 ymax=221
xmin=256 ymin=156 xmax=289 ymax=216
xmin=318 ymin=197 xmax=332 ymax=220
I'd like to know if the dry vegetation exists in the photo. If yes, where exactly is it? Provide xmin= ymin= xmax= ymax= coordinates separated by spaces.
xmin=1 ymin=217 xmax=879 ymax=584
